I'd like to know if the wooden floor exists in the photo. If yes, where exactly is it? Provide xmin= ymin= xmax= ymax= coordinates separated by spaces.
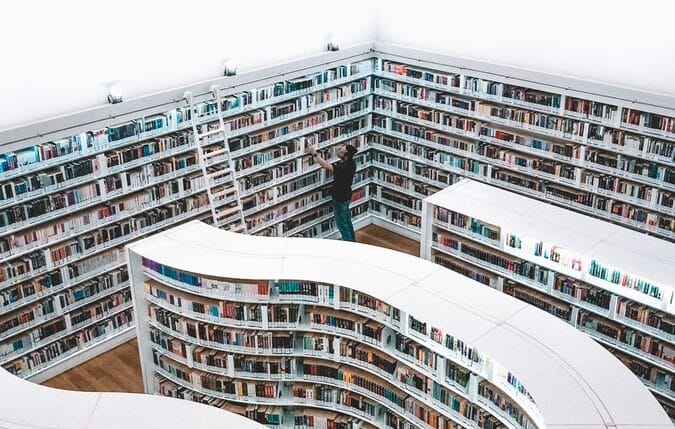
xmin=41 ymin=224 xmax=420 ymax=393
xmin=356 ymin=224 xmax=419 ymax=257
xmin=42 ymin=339 xmax=144 ymax=393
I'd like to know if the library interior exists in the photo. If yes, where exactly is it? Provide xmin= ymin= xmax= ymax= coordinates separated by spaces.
xmin=0 ymin=1 xmax=673 ymax=429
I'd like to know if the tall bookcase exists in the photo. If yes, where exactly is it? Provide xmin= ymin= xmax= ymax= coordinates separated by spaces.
xmin=0 ymin=48 xmax=376 ymax=382
xmin=0 ymin=43 xmax=673 ymax=389
xmin=126 ymin=221 xmax=671 ymax=429
xmin=367 ymin=49 xmax=674 ymax=242
xmin=421 ymin=179 xmax=675 ymax=418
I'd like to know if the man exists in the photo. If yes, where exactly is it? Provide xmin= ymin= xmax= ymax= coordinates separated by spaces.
xmin=306 ymin=144 xmax=357 ymax=241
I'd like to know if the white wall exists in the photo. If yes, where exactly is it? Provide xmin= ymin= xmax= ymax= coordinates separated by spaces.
xmin=1 ymin=0 xmax=674 ymax=132
xmin=0 ymin=0 xmax=377 ymax=131
xmin=376 ymin=0 xmax=675 ymax=97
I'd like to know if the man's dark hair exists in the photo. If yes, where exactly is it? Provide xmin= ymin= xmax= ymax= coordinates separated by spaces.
xmin=345 ymin=144 xmax=357 ymax=159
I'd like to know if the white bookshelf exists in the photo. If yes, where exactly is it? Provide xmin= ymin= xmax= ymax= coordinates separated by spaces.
xmin=421 ymin=179 xmax=675 ymax=411
xmin=126 ymin=220 xmax=671 ymax=429
xmin=0 ymin=42 xmax=673 ymax=404
xmin=0 ymin=366 xmax=267 ymax=429
xmin=0 ymin=52 xmax=376 ymax=382
xmin=368 ymin=59 xmax=675 ymax=240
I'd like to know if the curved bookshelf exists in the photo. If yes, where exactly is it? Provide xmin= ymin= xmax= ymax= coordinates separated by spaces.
xmin=0 ymin=366 xmax=266 ymax=429
xmin=126 ymin=220 xmax=671 ymax=429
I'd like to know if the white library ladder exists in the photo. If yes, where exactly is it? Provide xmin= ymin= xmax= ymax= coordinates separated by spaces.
xmin=185 ymin=87 xmax=247 ymax=233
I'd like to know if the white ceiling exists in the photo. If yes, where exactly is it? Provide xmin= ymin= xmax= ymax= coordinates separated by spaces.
xmin=1 ymin=0 xmax=673 ymax=131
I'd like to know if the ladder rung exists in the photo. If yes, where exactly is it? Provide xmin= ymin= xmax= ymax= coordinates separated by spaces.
xmin=207 ymin=168 xmax=229 ymax=179
xmin=227 ymin=223 xmax=246 ymax=233
xmin=215 ymin=206 xmax=239 ymax=219
xmin=204 ymin=148 xmax=228 ymax=158
xmin=211 ymin=186 xmax=236 ymax=198
xmin=199 ymin=128 xmax=223 ymax=139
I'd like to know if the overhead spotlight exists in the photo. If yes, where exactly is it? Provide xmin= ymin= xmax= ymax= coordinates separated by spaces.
xmin=327 ymin=39 xmax=339 ymax=52
xmin=183 ymin=90 xmax=193 ymax=104
xmin=107 ymin=85 xmax=124 ymax=104
xmin=223 ymin=59 xmax=237 ymax=77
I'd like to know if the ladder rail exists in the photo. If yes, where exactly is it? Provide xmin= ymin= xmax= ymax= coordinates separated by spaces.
xmin=213 ymin=86 xmax=249 ymax=233
xmin=185 ymin=91 xmax=223 ymax=227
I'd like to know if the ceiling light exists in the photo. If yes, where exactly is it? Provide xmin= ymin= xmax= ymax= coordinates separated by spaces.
xmin=107 ymin=85 xmax=123 ymax=104
xmin=223 ymin=59 xmax=237 ymax=77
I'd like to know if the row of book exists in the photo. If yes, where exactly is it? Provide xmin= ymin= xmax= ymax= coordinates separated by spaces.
xmin=581 ymin=172 xmax=659 ymax=202
xmin=565 ymin=96 xmax=617 ymax=121
xmin=0 ymin=193 xmax=208 ymax=264
xmin=150 ymin=283 xmax=484 ymax=402
xmin=276 ymin=280 xmax=334 ymax=301
xmin=434 ymin=254 xmax=493 ymax=287
xmin=225 ymin=92 xmax=367 ymax=136
xmin=612 ymin=349 xmax=674 ymax=397
xmin=379 ymin=81 xmax=631 ymax=164
xmin=394 ymin=333 xmax=438 ymax=372
xmin=0 ymin=182 xmax=104 ymax=229
xmin=589 ymin=260 xmax=664 ymax=300
xmin=145 ymin=264 xmax=541 ymax=428
xmin=293 ymin=412 xmax=358 ymax=429
xmin=144 ymin=258 xmax=271 ymax=299
xmin=586 ymin=149 xmax=673 ymax=184
xmin=579 ymin=312 xmax=674 ymax=365
xmin=431 ymin=219 xmax=675 ymax=411
xmin=380 ymin=61 xmax=673 ymax=138
xmin=377 ymin=188 xmax=424 ymax=212
xmin=623 ymin=109 xmax=675 ymax=134
xmin=3 ymin=308 xmax=133 ymax=378
xmin=231 ymin=116 xmax=367 ymax=173
xmin=1 ymin=197 xmax=208 ymax=287
xmin=1 ymin=296 xmax=130 ymax=361
xmin=554 ymin=276 xmax=613 ymax=310
xmin=434 ymin=231 xmax=550 ymax=286
xmin=434 ymin=222 xmax=672 ymax=352
xmin=228 ymin=60 xmax=371 ymax=107
xmin=371 ymin=125 xmax=673 ymax=235
xmin=364 ymin=127 xmax=675 ymax=234
xmin=289 ymin=385 xmax=377 ymax=417
xmin=478 ymin=381 xmax=530 ymax=427
xmin=606 ymin=130 xmax=674 ymax=159
xmin=105 ymin=132 xmax=192 ymax=168
xmin=151 ymin=311 xmax=294 ymax=352
xmin=339 ymin=287 xmax=393 ymax=318
xmin=0 ymin=132 xmax=193 ymax=218
xmin=435 ymin=220 xmax=672 ymax=336
xmin=505 ymin=283 xmax=572 ymax=322
xmin=0 ymin=134 xmax=93 ymax=173
xmin=381 ymin=61 xmax=461 ymax=88
xmin=378 ymin=98 xmax=673 ymax=192
xmin=617 ymin=298 xmax=675 ymax=335
xmin=0 ymin=158 xmax=99 ymax=204
xmin=0 ymin=59 xmax=371 ymax=178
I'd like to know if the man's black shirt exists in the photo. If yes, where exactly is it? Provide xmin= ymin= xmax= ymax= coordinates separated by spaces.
xmin=331 ymin=159 xmax=356 ymax=202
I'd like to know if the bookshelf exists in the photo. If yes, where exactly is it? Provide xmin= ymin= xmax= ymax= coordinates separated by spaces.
xmin=0 ymin=49 xmax=376 ymax=381
xmin=127 ymin=221 xmax=671 ymax=429
xmin=421 ymin=179 xmax=675 ymax=417
xmin=1 ymin=42 xmax=673 ymax=385
xmin=0 ymin=366 xmax=267 ymax=429
xmin=369 ymin=58 xmax=674 ymax=240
